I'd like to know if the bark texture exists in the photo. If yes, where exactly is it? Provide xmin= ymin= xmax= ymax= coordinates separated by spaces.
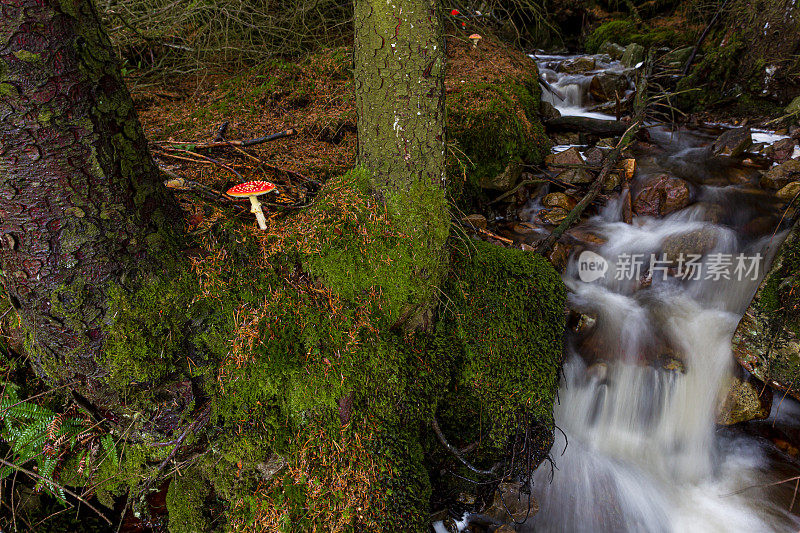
xmin=353 ymin=0 xmax=450 ymax=328
xmin=354 ymin=0 xmax=446 ymax=193
xmin=0 ymin=0 xmax=180 ymax=395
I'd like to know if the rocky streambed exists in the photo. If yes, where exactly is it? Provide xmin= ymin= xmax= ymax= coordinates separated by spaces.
xmin=448 ymin=48 xmax=800 ymax=532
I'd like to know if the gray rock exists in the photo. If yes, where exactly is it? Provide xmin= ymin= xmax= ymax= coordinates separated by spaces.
xmin=556 ymin=167 xmax=594 ymax=185
xmin=480 ymin=161 xmax=522 ymax=191
xmin=557 ymin=56 xmax=597 ymax=74
xmin=589 ymin=71 xmax=630 ymax=102
xmin=662 ymin=46 xmax=693 ymax=69
xmin=540 ymin=100 xmax=561 ymax=121
xmin=661 ymin=227 xmax=719 ymax=263
xmin=621 ymin=43 xmax=645 ymax=68
xmin=710 ymin=127 xmax=752 ymax=157
xmin=598 ymin=41 xmax=626 ymax=60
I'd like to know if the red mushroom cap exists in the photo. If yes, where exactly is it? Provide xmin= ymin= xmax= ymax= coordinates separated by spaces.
xmin=226 ymin=181 xmax=276 ymax=197
xmin=450 ymin=9 xmax=459 ymax=15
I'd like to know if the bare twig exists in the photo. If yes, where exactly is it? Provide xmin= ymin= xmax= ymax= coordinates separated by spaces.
xmin=156 ymin=129 xmax=296 ymax=150
xmin=431 ymin=416 xmax=498 ymax=476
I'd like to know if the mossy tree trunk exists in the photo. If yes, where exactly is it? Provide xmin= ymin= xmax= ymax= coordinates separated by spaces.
xmin=0 ymin=0 xmax=185 ymax=422
xmin=353 ymin=0 xmax=450 ymax=327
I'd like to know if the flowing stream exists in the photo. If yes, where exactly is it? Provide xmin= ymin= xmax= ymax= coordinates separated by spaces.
xmin=523 ymin=53 xmax=800 ymax=532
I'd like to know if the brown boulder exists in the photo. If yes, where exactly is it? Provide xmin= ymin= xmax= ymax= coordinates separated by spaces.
xmin=632 ymin=174 xmax=692 ymax=217
xmin=543 ymin=192 xmax=577 ymax=211
xmin=546 ymin=146 xmax=584 ymax=168
xmin=764 ymin=138 xmax=797 ymax=164
xmin=589 ymin=71 xmax=630 ymax=102
xmin=776 ymin=181 xmax=800 ymax=201
xmin=760 ymin=159 xmax=800 ymax=189
xmin=710 ymin=127 xmax=752 ymax=157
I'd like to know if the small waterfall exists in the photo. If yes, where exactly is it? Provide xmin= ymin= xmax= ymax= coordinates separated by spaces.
xmin=522 ymin=54 xmax=800 ymax=532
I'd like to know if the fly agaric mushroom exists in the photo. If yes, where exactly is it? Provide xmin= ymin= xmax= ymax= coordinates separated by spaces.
xmin=469 ymin=33 xmax=482 ymax=48
xmin=226 ymin=181 xmax=276 ymax=230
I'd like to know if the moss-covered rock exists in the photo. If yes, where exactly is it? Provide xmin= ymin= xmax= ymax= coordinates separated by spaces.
xmin=584 ymin=20 xmax=688 ymax=55
xmin=445 ymin=36 xmax=550 ymax=210
xmin=732 ymin=221 xmax=800 ymax=400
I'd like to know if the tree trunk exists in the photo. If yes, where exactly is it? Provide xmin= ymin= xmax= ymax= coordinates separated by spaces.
xmin=353 ymin=0 xmax=450 ymax=327
xmin=0 ymin=0 xmax=182 ymax=407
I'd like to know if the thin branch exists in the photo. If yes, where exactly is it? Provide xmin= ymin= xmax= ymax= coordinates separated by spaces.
xmin=431 ymin=415 xmax=498 ymax=476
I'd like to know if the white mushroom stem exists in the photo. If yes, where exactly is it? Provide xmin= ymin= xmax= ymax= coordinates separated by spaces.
xmin=248 ymin=195 xmax=268 ymax=230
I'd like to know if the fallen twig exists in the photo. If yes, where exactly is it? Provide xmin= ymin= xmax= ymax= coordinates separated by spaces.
xmin=156 ymin=128 xmax=297 ymax=150
xmin=162 ymin=172 xmax=245 ymax=211
xmin=453 ymin=217 xmax=514 ymax=244
xmin=431 ymin=415 xmax=498 ymax=476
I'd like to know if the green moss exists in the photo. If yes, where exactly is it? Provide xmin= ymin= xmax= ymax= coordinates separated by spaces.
xmin=13 ymin=50 xmax=40 ymax=63
xmin=437 ymin=239 xmax=565 ymax=448
xmin=166 ymin=470 xmax=212 ymax=533
xmin=103 ymin=273 xmax=201 ymax=387
xmin=585 ymin=19 xmax=688 ymax=54
xmin=677 ymin=34 xmax=745 ymax=111
xmin=447 ymin=76 xmax=550 ymax=208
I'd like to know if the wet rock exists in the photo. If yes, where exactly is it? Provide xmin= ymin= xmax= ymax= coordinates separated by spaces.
xmin=596 ymin=137 xmax=618 ymax=149
xmin=481 ymin=161 xmax=523 ymax=191
xmin=552 ymin=132 xmax=582 ymax=145
xmin=557 ymin=168 xmax=594 ymax=185
xmin=540 ymin=100 xmax=561 ymax=121
xmin=584 ymin=146 xmax=604 ymax=166
xmin=741 ymin=215 xmax=779 ymax=237
xmin=661 ymin=227 xmax=718 ymax=263
xmin=546 ymin=146 xmax=584 ymax=168
xmin=586 ymin=362 xmax=608 ymax=381
xmin=632 ymin=174 xmax=691 ymax=217
xmin=732 ymin=222 xmax=800 ymax=401
xmin=710 ymin=127 xmax=752 ymax=158
xmin=716 ymin=375 xmax=772 ymax=425
xmin=786 ymin=95 xmax=800 ymax=116
xmin=761 ymin=159 xmax=800 ymax=189
xmin=621 ymin=43 xmax=645 ymax=67
xmin=513 ymin=222 xmax=539 ymax=235
xmin=543 ymin=192 xmax=577 ymax=210
xmin=604 ymin=171 xmax=621 ymax=191
xmin=764 ymin=138 xmax=797 ymax=164
xmin=546 ymin=241 xmax=571 ymax=272
xmin=598 ymin=41 xmax=625 ymax=60
xmin=462 ymin=214 xmax=487 ymax=229
xmin=777 ymin=181 xmax=800 ymax=202
xmin=520 ymin=243 xmax=535 ymax=252
xmin=540 ymin=207 xmax=570 ymax=225
xmin=557 ymin=56 xmax=596 ymax=74
xmin=566 ymin=227 xmax=607 ymax=246
xmin=483 ymin=481 xmax=538 ymax=525
xmin=589 ymin=71 xmax=630 ymax=102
